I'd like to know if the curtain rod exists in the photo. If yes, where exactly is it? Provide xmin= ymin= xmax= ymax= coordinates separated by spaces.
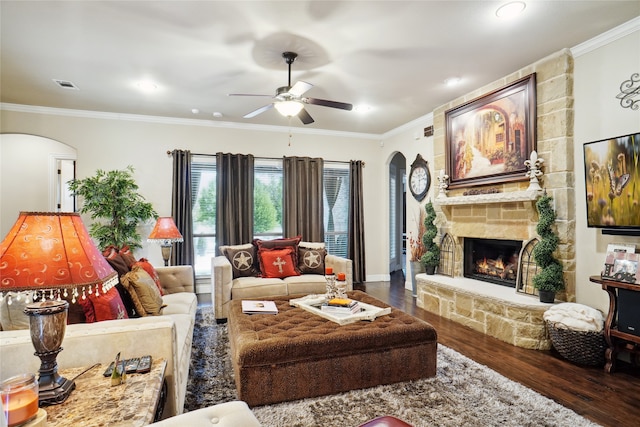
xmin=166 ymin=150 xmax=364 ymax=167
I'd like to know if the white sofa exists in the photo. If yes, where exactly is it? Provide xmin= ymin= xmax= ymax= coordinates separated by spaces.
xmin=0 ymin=265 xmax=197 ymax=420
xmin=212 ymin=254 xmax=353 ymax=321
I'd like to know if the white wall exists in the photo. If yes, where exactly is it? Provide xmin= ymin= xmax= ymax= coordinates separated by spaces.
xmin=0 ymin=133 xmax=77 ymax=234
xmin=574 ymin=23 xmax=640 ymax=313
xmin=0 ymin=110 xmax=387 ymax=274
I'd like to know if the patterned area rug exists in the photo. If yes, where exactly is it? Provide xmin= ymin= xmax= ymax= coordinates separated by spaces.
xmin=185 ymin=306 xmax=600 ymax=427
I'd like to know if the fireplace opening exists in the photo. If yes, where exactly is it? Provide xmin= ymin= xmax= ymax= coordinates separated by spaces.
xmin=464 ymin=238 xmax=522 ymax=287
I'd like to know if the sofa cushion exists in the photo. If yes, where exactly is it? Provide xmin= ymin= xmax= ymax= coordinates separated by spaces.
xmin=134 ymin=258 xmax=164 ymax=296
xmin=298 ymin=246 xmax=326 ymax=275
xmin=283 ymin=274 xmax=328 ymax=296
xmin=0 ymin=292 xmax=32 ymax=330
xmin=162 ymin=292 xmax=198 ymax=316
xmin=254 ymin=236 xmax=302 ymax=270
xmin=88 ymin=286 xmax=129 ymax=322
xmin=220 ymin=243 xmax=259 ymax=279
xmin=231 ymin=277 xmax=287 ymax=300
xmin=258 ymin=246 xmax=300 ymax=279
xmin=121 ymin=266 xmax=165 ymax=316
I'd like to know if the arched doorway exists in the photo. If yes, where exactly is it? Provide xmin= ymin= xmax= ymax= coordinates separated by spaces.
xmin=389 ymin=152 xmax=406 ymax=276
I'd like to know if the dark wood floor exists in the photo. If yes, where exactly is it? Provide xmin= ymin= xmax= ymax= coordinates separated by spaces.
xmin=356 ymin=272 xmax=640 ymax=427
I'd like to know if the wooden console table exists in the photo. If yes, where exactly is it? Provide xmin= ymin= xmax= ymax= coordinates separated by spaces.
xmin=44 ymin=358 xmax=166 ymax=426
xmin=590 ymin=276 xmax=640 ymax=373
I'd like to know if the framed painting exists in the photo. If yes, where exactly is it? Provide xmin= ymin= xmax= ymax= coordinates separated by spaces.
xmin=445 ymin=73 xmax=537 ymax=189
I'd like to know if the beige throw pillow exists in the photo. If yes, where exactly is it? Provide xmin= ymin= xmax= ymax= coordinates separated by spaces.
xmin=121 ymin=266 xmax=164 ymax=316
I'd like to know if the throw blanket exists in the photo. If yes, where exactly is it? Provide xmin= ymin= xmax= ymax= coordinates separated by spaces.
xmin=543 ymin=302 xmax=604 ymax=332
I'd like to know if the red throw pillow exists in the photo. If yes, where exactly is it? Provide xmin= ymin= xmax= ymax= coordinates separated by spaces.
xmin=258 ymin=247 xmax=300 ymax=279
xmin=133 ymin=258 xmax=163 ymax=296
xmin=88 ymin=286 xmax=129 ymax=322
xmin=254 ymin=236 xmax=302 ymax=274
xmin=119 ymin=245 xmax=138 ymax=269
xmin=102 ymin=246 xmax=130 ymax=277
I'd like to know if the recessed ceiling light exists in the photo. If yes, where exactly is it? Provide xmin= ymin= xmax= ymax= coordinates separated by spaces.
xmin=213 ymin=112 xmax=223 ymax=118
xmin=191 ymin=108 xmax=200 ymax=114
xmin=353 ymin=104 xmax=372 ymax=113
xmin=135 ymin=80 xmax=158 ymax=92
xmin=496 ymin=1 xmax=526 ymax=18
xmin=444 ymin=77 xmax=461 ymax=87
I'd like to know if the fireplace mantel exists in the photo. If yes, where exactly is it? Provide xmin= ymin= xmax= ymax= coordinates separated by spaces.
xmin=436 ymin=189 xmax=542 ymax=206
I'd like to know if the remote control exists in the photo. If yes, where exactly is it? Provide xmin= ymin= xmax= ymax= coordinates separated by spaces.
xmin=103 ymin=361 xmax=115 ymax=377
xmin=137 ymin=355 xmax=152 ymax=374
xmin=124 ymin=358 xmax=140 ymax=373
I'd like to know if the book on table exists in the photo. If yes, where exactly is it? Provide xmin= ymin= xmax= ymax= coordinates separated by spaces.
xmin=242 ymin=300 xmax=278 ymax=315
xmin=321 ymin=298 xmax=361 ymax=314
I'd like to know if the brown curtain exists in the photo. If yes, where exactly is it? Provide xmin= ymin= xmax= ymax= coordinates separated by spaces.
xmin=283 ymin=156 xmax=324 ymax=241
xmin=171 ymin=149 xmax=194 ymax=267
xmin=216 ymin=153 xmax=254 ymax=253
xmin=348 ymin=160 xmax=366 ymax=283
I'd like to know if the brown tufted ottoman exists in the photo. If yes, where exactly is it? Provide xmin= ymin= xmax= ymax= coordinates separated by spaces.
xmin=228 ymin=290 xmax=437 ymax=407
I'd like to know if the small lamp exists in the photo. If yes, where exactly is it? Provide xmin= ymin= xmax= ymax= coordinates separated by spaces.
xmin=147 ymin=217 xmax=183 ymax=266
xmin=0 ymin=212 xmax=118 ymax=405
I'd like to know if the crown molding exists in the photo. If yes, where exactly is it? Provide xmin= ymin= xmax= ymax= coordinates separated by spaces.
xmin=571 ymin=16 xmax=640 ymax=57
xmin=0 ymin=103 xmax=381 ymax=141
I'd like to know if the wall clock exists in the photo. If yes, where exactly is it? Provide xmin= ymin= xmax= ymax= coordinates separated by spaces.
xmin=409 ymin=154 xmax=431 ymax=201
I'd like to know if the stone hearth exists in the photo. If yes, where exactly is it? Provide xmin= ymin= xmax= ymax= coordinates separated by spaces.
xmin=416 ymin=274 xmax=551 ymax=350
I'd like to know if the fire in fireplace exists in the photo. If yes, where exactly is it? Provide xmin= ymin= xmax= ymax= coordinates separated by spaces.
xmin=464 ymin=238 xmax=523 ymax=287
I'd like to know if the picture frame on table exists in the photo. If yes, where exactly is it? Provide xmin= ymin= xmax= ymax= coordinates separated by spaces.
xmin=602 ymin=249 xmax=640 ymax=284
xmin=445 ymin=73 xmax=537 ymax=189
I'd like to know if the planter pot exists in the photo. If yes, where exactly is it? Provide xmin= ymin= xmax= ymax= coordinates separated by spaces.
xmin=425 ymin=265 xmax=436 ymax=275
xmin=539 ymin=290 xmax=556 ymax=303
xmin=409 ymin=261 xmax=425 ymax=297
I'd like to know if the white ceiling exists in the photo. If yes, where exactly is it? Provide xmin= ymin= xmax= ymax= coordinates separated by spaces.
xmin=1 ymin=1 xmax=638 ymax=135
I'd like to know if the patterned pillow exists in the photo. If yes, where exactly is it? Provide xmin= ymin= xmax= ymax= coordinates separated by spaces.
xmin=102 ymin=246 xmax=130 ymax=277
xmin=120 ymin=266 xmax=164 ymax=316
xmin=255 ymin=236 xmax=302 ymax=273
xmin=298 ymin=246 xmax=327 ymax=275
xmin=119 ymin=245 xmax=138 ymax=269
xmin=133 ymin=258 xmax=163 ymax=296
xmin=220 ymin=243 xmax=259 ymax=279
xmin=88 ymin=286 xmax=129 ymax=322
xmin=258 ymin=246 xmax=300 ymax=279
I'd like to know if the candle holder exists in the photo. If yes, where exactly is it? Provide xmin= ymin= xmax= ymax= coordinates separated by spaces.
xmin=325 ymin=273 xmax=337 ymax=299
xmin=1 ymin=373 xmax=39 ymax=427
xmin=335 ymin=273 xmax=348 ymax=299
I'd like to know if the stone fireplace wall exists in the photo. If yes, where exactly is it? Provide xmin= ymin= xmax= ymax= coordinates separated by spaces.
xmin=431 ymin=49 xmax=576 ymax=301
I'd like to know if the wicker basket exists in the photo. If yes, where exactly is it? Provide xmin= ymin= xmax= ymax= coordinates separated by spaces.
xmin=546 ymin=321 xmax=607 ymax=366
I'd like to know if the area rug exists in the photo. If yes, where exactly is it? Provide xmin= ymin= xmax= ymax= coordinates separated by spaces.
xmin=185 ymin=306 xmax=600 ymax=427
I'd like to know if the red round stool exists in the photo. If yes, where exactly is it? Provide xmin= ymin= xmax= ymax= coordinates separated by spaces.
xmin=358 ymin=416 xmax=413 ymax=427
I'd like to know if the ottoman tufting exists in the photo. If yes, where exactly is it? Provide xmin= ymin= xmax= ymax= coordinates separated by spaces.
xmin=228 ymin=290 xmax=438 ymax=407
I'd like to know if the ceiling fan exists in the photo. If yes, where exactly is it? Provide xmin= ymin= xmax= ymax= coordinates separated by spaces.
xmin=229 ymin=51 xmax=353 ymax=125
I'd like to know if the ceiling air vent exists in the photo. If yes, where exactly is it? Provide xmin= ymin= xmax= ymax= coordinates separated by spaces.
xmin=52 ymin=79 xmax=79 ymax=90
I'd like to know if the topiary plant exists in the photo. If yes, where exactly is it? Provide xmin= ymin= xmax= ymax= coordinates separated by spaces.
xmin=532 ymin=194 xmax=564 ymax=297
xmin=68 ymin=166 xmax=157 ymax=250
xmin=420 ymin=200 xmax=440 ymax=272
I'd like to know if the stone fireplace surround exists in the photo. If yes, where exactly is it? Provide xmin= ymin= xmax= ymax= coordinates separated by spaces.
xmin=416 ymin=49 xmax=575 ymax=350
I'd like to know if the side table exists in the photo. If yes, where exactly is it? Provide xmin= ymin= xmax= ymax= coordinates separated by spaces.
xmin=43 ymin=358 xmax=167 ymax=426
xmin=590 ymin=276 xmax=640 ymax=373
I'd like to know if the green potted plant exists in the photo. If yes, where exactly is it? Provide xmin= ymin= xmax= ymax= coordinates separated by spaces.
xmin=532 ymin=193 xmax=564 ymax=303
xmin=69 ymin=165 xmax=157 ymax=250
xmin=420 ymin=200 xmax=440 ymax=275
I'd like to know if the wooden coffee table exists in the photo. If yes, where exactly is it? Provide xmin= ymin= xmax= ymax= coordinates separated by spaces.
xmin=228 ymin=290 xmax=438 ymax=407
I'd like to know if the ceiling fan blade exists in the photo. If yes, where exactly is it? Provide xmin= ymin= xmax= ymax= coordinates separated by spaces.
xmin=243 ymin=104 xmax=274 ymax=118
xmin=228 ymin=93 xmax=273 ymax=97
xmin=304 ymin=97 xmax=353 ymax=111
xmin=288 ymin=81 xmax=313 ymax=97
xmin=298 ymin=108 xmax=314 ymax=125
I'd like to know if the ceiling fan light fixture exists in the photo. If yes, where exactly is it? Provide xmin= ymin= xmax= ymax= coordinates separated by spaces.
xmin=274 ymin=100 xmax=303 ymax=117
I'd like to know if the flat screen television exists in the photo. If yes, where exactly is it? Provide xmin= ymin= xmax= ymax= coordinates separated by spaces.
xmin=583 ymin=132 xmax=640 ymax=235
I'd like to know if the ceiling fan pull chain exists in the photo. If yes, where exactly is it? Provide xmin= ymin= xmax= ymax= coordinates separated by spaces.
xmin=288 ymin=116 xmax=293 ymax=146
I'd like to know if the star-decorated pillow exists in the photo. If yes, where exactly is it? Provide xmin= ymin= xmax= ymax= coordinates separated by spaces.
xmin=220 ymin=243 xmax=259 ymax=279
xmin=258 ymin=246 xmax=300 ymax=279
xmin=298 ymin=246 xmax=327 ymax=274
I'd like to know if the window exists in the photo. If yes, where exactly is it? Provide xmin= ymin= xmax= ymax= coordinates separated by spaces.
xmin=192 ymin=156 xmax=216 ymax=277
xmin=189 ymin=157 xmax=350 ymax=277
xmin=324 ymin=163 xmax=349 ymax=258
xmin=254 ymin=159 xmax=283 ymax=241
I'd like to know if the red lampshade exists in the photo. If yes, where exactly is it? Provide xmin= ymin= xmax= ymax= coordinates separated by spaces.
xmin=148 ymin=217 xmax=183 ymax=243
xmin=0 ymin=212 xmax=117 ymax=295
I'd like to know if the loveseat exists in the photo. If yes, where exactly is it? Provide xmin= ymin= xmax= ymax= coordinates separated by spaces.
xmin=212 ymin=240 xmax=353 ymax=321
xmin=0 ymin=265 xmax=197 ymax=420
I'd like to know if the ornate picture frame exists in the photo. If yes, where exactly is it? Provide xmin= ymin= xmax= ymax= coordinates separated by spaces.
xmin=445 ymin=73 xmax=537 ymax=189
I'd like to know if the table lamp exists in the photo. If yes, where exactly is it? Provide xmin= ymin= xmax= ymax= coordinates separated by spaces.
xmin=0 ymin=212 xmax=117 ymax=405
xmin=147 ymin=217 xmax=183 ymax=266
